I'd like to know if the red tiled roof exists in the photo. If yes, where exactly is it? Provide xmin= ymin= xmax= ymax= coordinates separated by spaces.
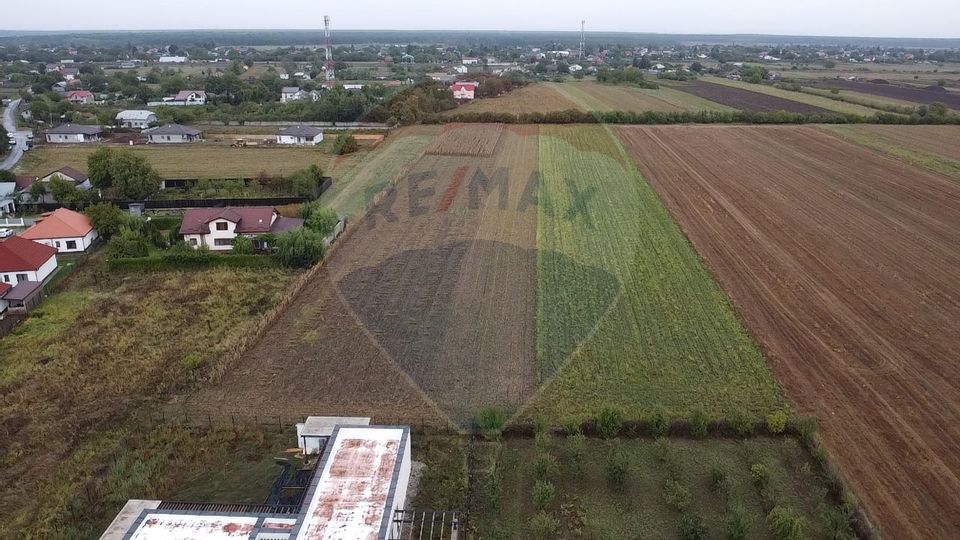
xmin=0 ymin=236 xmax=57 ymax=272
xmin=22 ymin=208 xmax=94 ymax=240
xmin=66 ymin=90 xmax=93 ymax=99
xmin=450 ymin=83 xmax=477 ymax=91
xmin=179 ymin=207 xmax=277 ymax=235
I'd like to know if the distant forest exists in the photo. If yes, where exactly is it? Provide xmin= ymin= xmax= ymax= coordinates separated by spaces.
xmin=1 ymin=29 xmax=959 ymax=49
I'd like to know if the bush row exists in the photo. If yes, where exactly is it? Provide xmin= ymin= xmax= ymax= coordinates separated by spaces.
xmin=438 ymin=108 xmax=960 ymax=125
xmin=108 ymin=253 xmax=279 ymax=272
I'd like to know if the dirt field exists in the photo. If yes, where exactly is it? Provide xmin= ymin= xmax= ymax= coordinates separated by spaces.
xmin=424 ymin=123 xmax=504 ymax=156
xmin=815 ymin=79 xmax=960 ymax=108
xmin=822 ymin=124 xmax=960 ymax=161
xmin=615 ymin=125 xmax=960 ymax=539
xmin=673 ymin=80 xmax=829 ymax=113
xmin=445 ymin=84 xmax=579 ymax=115
xmin=189 ymin=125 xmax=540 ymax=425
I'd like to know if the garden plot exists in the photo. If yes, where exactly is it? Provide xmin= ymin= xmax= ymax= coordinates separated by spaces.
xmin=424 ymin=123 xmax=504 ymax=157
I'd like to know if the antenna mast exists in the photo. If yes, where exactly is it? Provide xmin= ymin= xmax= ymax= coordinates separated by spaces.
xmin=579 ymin=20 xmax=585 ymax=60
xmin=324 ymin=15 xmax=335 ymax=82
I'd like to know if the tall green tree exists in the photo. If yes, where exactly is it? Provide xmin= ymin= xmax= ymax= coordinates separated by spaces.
xmin=87 ymin=147 xmax=115 ymax=189
xmin=85 ymin=203 xmax=126 ymax=238
xmin=109 ymin=151 xmax=161 ymax=200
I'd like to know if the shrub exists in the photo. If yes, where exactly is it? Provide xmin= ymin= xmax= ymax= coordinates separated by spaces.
xmin=567 ymin=432 xmax=587 ymax=475
xmin=288 ymin=164 xmax=325 ymax=198
xmin=273 ymin=229 xmax=326 ymax=268
xmin=729 ymin=410 xmax=754 ymax=436
xmin=767 ymin=506 xmax=807 ymax=540
xmin=333 ymin=132 xmax=359 ymax=155
xmin=605 ymin=444 xmax=629 ymax=490
xmin=85 ymin=203 xmax=127 ymax=238
xmin=791 ymin=416 xmax=817 ymax=444
xmin=107 ymin=228 xmax=150 ymax=259
xmin=663 ymin=480 xmax=691 ymax=512
xmin=677 ymin=512 xmax=708 ymax=540
xmin=689 ymin=406 xmax=708 ymax=438
xmin=231 ymin=235 xmax=254 ymax=254
xmin=595 ymin=406 xmax=623 ymax=439
xmin=528 ymin=511 xmax=559 ymax=539
xmin=766 ymin=411 xmax=789 ymax=434
xmin=305 ymin=207 xmax=339 ymax=237
xmin=725 ymin=504 xmax=751 ymax=540
xmin=531 ymin=480 xmax=555 ymax=510
xmin=533 ymin=452 xmax=558 ymax=480
xmin=750 ymin=463 xmax=768 ymax=490
xmin=561 ymin=416 xmax=582 ymax=436
xmin=475 ymin=407 xmax=508 ymax=437
xmin=534 ymin=431 xmax=551 ymax=454
xmin=182 ymin=352 xmax=204 ymax=370
xmin=650 ymin=405 xmax=669 ymax=437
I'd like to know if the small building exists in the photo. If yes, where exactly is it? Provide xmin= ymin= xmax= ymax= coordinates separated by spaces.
xmin=462 ymin=56 xmax=480 ymax=65
xmin=281 ymin=86 xmax=305 ymax=103
xmin=158 ymin=56 xmax=187 ymax=63
xmin=450 ymin=81 xmax=478 ymax=100
xmin=21 ymin=208 xmax=99 ymax=253
xmin=0 ymin=182 xmax=15 ymax=215
xmin=60 ymin=67 xmax=79 ymax=80
xmin=0 ymin=236 xmax=58 ymax=286
xmin=45 ymin=124 xmax=103 ymax=144
xmin=0 ymin=280 xmax=45 ymax=314
xmin=115 ymin=110 xmax=157 ymax=129
xmin=179 ymin=206 xmax=303 ymax=251
xmin=342 ymin=83 xmax=364 ymax=91
xmin=145 ymin=123 xmax=203 ymax=144
xmin=64 ymin=90 xmax=95 ymax=105
xmin=172 ymin=90 xmax=206 ymax=106
xmin=277 ymin=125 xmax=324 ymax=146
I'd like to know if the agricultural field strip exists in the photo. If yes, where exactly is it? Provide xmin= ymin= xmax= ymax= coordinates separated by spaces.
xmin=445 ymin=84 xmax=580 ymax=115
xmin=526 ymin=125 xmax=784 ymax=422
xmin=672 ymin=80 xmax=828 ymax=114
xmin=616 ymin=125 xmax=960 ymax=539
xmin=703 ymin=77 xmax=885 ymax=116
xmin=424 ymin=123 xmax=504 ymax=156
xmin=816 ymin=125 xmax=960 ymax=180
xmin=544 ymin=81 xmax=683 ymax=112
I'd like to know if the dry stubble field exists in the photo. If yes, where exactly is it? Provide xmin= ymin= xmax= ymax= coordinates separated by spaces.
xmin=615 ymin=125 xmax=960 ymax=539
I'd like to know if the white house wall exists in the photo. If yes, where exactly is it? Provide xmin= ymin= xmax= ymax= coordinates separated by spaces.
xmin=0 ymin=254 xmax=57 ymax=284
xmin=34 ymin=233 xmax=96 ymax=253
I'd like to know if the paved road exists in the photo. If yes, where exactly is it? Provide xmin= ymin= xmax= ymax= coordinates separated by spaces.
xmin=0 ymin=99 xmax=31 ymax=171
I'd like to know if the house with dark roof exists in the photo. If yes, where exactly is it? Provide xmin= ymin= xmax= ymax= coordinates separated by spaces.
xmin=45 ymin=123 xmax=103 ymax=143
xmin=281 ymin=86 xmax=305 ymax=103
xmin=39 ymin=167 xmax=91 ymax=188
xmin=145 ymin=124 xmax=203 ymax=144
xmin=277 ymin=126 xmax=324 ymax=146
xmin=171 ymin=90 xmax=206 ymax=105
xmin=0 ymin=236 xmax=58 ymax=287
xmin=179 ymin=206 xmax=303 ymax=251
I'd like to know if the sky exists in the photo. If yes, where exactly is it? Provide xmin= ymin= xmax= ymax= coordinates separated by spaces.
xmin=3 ymin=0 xmax=959 ymax=39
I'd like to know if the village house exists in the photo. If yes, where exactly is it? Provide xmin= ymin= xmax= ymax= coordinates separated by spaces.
xmin=0 ymin=236 xmax=58 ymax=314
xmin=462 ymin=57 xmax=480 ymax=65
xmin=39 ymin=167 xmax=92 ymax=190
xmin=21 ymin=208 xmax=99 ymax=253
xmin=450 ymin=81 xmax=479 ymax=100
xmin=60 ymin=67 xmax=79 ymax=81
xmin=163 ymin=90 xmax=206 ymax=106
xmin=0 ymin=236 xmax=58 ymax=286
xmin=44 ymin=124 xmax=103 ymax=144
xmin=64 ymin=90 xmax=95 ymax=105
xmin=178 ymin=207 xmax=304 ymax=251
xmin=277 ymin=125 xmax=324 ymax=145
xmin=145 ymin=123 xmax=203 ymax=144
xmin=115 ymin=110 xmax=157 ymax=129
xmin=158 ymin=56 xmax=187 ymax=63
xmin=280 ymin=86 xmax=305 ymax=103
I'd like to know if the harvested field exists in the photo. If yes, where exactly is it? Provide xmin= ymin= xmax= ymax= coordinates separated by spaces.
xmin=545 ymin=81 xmax=684 ymax=112
xmin=527 ymin=125 xmax=783 ymax=422
xmin=673 ymin=80 xmax=829 ymax=113
xmin=189 ymin=125 xmax=540 ymax=424
xmin=815 ymin=79 xmax=960 ymax=109
xmin=704 ymin=77 xmax=885 ymax=116
xmin=615 ymin=125 xmax=960 ymax=539
xmin=819 ymin=124 xmax=960 ymax=180
xmin=445 ymin=83 xmax=579 ymax=115
xmin=16 ymin=143 xmax=329 ymax=179
xmin=424 ymin=123 xmax=504 ymax=157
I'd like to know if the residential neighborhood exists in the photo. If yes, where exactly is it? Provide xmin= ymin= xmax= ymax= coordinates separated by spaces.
xmin=179 ymin=206 xmax=303 ymax=250
xmin=21 ymin=207 xmax=99 ymax=252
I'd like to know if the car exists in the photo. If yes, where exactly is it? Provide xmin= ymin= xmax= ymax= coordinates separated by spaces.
xmin=0 ymin=228 xmax=14 ymax=238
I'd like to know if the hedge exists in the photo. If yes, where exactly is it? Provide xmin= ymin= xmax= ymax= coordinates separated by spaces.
xmin=108 ymin=254 xmax=279 ymax=272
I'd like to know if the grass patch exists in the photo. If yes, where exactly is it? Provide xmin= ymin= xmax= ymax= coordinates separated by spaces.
xmin=531 ymin=125 xmax=784 ymax=421
xmin=0 ymin=256 xmax=296 ymax=535
xmin=818 ymin=124 xmax=960 ymax=181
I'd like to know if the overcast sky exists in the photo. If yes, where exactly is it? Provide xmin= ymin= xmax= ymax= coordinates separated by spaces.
xmin=3 ymin=0 xmax=958 ymax=39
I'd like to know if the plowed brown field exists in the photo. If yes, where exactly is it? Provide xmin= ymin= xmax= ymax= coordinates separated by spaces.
xmin=189 ymin=125 xmax=539 ymax=425
xmin=615 ymin=125 xmax=960 ymax=539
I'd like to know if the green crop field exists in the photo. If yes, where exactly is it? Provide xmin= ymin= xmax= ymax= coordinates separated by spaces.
xmin=320 ymin=125 xmax=440 ymax=217
xmin=530 ymin=125 xmax=784 ymax=422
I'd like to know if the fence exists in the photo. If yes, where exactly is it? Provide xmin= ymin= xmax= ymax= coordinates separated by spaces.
xmin=31 ymin=196 xmax=312 ymax=212
xmin=0 ymin=217 xmax=26 ymax=227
